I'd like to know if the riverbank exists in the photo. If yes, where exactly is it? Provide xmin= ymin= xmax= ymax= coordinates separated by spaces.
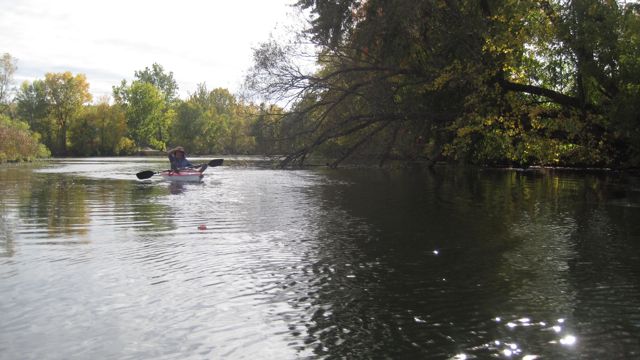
xmin=4 ymin=155 xmax=640 ymax=176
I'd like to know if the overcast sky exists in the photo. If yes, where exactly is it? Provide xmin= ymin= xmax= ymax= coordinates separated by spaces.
xmin=1 ymin=0 xmax=299 ymax=101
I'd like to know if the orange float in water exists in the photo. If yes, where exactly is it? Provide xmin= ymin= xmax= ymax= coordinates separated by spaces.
xmin=198 ymin=224 xmax=207 ymax=230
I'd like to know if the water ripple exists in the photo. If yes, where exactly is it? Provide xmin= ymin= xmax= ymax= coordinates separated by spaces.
xmin=1 ymin=162 xmax=640 ymax=358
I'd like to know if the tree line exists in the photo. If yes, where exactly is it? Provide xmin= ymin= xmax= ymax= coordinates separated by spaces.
xmin=0 ymin=58 xmax=290 ymax=161
xmin=3 ymin=0 xmax=640 ymax=168
xmin=245 ymin=0 xmax=640 ymax=168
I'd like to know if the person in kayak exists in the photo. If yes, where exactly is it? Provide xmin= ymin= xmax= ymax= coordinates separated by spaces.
xmin=168 ymin=146 xmax=192 ymax=170
xmin=168 ymin=146 xmax=207 ymax=172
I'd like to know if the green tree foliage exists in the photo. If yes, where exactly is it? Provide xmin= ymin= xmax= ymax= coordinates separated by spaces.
xmin=15 ymin=73 xmax=91 ymax=156
xmin=250 ymin=103 xmax=290 ymax=155
xmin=114 ymin=63 xmax=179 ymax=105
xmin=69 ymin=99 xmax=128 ymax=156
xmin=171 ymin=84 xmax=255 ymax=154
xmin=0 ymin=114 xmax=50 ymax=162
xmin=114 ymin=81 xmax=172 ymax=150
xmin=4 ymin=59 xmax=274 ymax=160
xmin=113 ymin=64 xmax=181 ymax=151
xmin=43 ymin=72 xmax=92 ymax=155
xmin=246 ymin=0 xmax=640 ymax=168
xmin=134 ymin=63 xmax=179 ymax=104
xmin=15 ymin=80 xmax=49 ymax=142
xmin=227 ymin=103 xmax=255 ymax=154
xmin=455 ymin=0 xmax=640 ymax=167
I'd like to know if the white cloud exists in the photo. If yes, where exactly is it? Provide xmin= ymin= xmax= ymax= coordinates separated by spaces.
xmin=1 ymin=0 xmax=299 ymax=100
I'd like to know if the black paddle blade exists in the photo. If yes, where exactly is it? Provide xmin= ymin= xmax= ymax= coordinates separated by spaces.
xmin=136 ymin=170 xmax=155 ymax=179
xmin=208 ymin=159 xmax=224 ymax=167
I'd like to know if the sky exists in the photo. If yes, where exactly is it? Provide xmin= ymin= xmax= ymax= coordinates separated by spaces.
xmin=1 ymin=0 xmax=300 ymax=101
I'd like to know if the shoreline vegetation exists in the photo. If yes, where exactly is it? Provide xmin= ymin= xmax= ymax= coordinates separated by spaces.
xmin=2 ymin=155 xmax=639 ymax=177
xmin=2 ymin=1 xmax=639 ymax=169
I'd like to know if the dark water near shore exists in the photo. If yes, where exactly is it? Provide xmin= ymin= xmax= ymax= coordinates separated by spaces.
xmin=1 ymin=158 xmax=639 ymax=359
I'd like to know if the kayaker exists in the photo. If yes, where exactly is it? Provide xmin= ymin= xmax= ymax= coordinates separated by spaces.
xmin=167 ymin=146 xmax=193 ymax=170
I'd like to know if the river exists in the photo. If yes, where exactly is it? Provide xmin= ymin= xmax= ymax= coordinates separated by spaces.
xmin=1 ymin=157 xmax=639 ymax=359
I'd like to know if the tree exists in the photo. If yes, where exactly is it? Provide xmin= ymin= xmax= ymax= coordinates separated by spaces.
xmin=113 ymin=63 xmax=180 ymax=150
xmin=227 ymin=102 xmax=255 ymax=154
xmin=134 ymin=63 xmax=179 ymax=104
xmin=171 ymin=84 xmax=232 ymax=154
xmin=0 ymin=114 xmax=50 ymax=162
xmin=43 ymin=72 xmax=92 ymax=155
xmin=15 ymin=80 xmax=49 ymax=138
xmin=115 ymin=81 xmax=171 ymax=150
xmin=95 ymin=100 xmax=127 ymax=155
xmin=248 ymin=0 xmax=487 ymax=167
xmin=113 ymin=63 xmax=179 ymax=104
xmin=246 ymin=0 xmax=640 ymax=168
xmin=250 ymin=103 xmax=288 ymax=154
xmin=69 ymin=99 xmax=127 ymax=156
xmin=0 ymin=53 xmax=18 ymax=114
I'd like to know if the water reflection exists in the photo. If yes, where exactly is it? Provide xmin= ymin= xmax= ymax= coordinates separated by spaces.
xmin=0 ymin=161 xmax=178 ymax=248
xmin=270 ymin=167 xmax=640 ymax=358
xmin=168 ymin=182 xmax=185 ymax=195
xmin=0 ymin=213 xmax=16 ymax=257
xmin=0 ymin=160 xmax=639 ymax=359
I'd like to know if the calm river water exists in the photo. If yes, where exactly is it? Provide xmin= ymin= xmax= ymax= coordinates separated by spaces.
xmin=1 ymin=157 xmax=639 ymax=359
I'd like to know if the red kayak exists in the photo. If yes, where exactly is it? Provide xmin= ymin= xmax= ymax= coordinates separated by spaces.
xmin=135 ymin=159 xmax=223 ymax=181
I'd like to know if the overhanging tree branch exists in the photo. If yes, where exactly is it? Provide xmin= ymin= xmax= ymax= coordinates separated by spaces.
xmin=496 ymin=76 xmax=599 ymax=112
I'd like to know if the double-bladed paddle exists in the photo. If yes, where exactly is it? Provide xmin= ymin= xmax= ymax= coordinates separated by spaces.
xmin=136 ymin=158 xmax=224 ymax=180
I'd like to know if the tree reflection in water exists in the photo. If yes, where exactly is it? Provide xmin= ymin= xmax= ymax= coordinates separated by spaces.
xmin=271 ymin=167 xmax=640 ymax=359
